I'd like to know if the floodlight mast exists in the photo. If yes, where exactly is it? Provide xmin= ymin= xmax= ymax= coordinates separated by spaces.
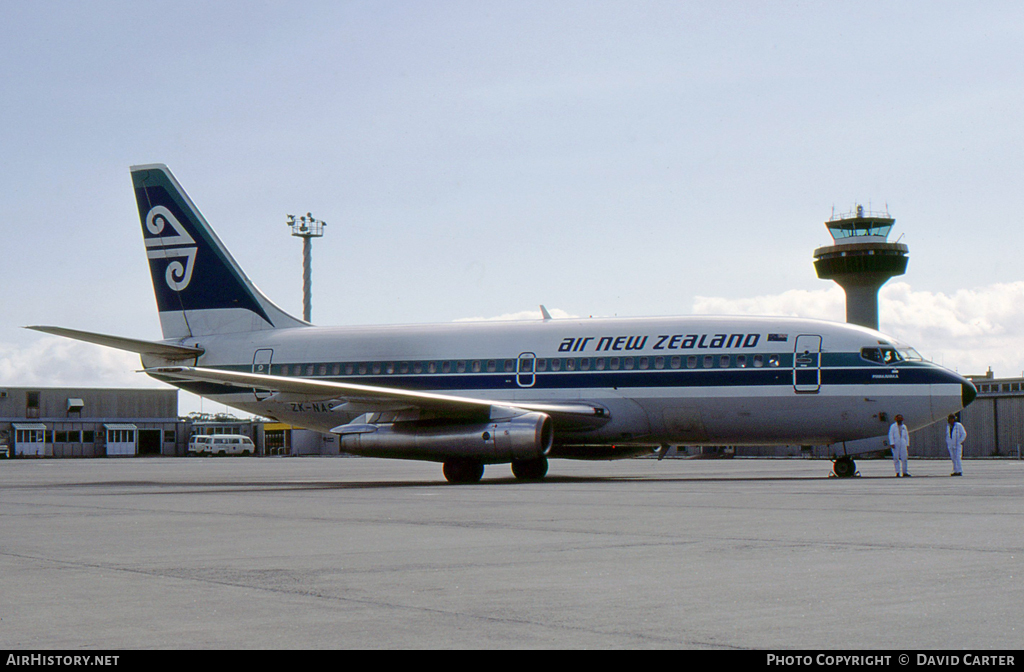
xmin=286 ymin=212 xmax=326 ymax=322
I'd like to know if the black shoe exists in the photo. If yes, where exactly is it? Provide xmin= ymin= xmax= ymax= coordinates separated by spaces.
xmin=903 ymin=473 xmax=912 ymax=477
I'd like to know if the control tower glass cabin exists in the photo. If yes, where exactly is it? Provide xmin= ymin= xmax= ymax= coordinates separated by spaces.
xmin=813 ymin=205 xmax=908 ymax=331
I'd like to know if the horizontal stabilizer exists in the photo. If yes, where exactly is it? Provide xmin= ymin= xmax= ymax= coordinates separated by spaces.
xmin=26 ymin=326 xmax=204 ymax=360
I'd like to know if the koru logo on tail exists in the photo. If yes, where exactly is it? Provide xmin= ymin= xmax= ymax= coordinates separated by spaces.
xmin=145 ymin=206 xmax=197 ymax=291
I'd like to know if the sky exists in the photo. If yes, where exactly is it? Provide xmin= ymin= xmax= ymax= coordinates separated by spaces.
xmin=2 ymin=1 xmax=1024 ymax=416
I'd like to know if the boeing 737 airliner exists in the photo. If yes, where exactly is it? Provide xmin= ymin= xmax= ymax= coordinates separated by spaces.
xmin=31 ymin=164 xmax=977 ymax=482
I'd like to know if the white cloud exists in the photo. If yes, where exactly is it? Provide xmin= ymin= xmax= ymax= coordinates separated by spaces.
xmin=693 ymin=287 xmax=847 ymax=321
xmin=455 ymin=307 xmax=577 ymax=322
xmin=694 ymin=281 xmax=1024 ymax=376
xmin=0 ymin=337 xmax=145 ymax=387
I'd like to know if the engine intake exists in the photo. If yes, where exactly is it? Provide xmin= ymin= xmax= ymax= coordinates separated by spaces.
xmin=335 ymin=412 xmax=553 ymax=464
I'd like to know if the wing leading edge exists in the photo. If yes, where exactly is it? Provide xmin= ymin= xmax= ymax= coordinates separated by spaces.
xmin=147 ymin=366 xmax=610 ymax=429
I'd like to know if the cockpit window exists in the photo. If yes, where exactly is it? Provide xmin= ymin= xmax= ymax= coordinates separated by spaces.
xmin=860 ymin=348 xmax=881 ymax=363
xmin=896 ymin=347 xmax=924 ymax=361
xmin=861 ymin=347 xmax=905 ymax=364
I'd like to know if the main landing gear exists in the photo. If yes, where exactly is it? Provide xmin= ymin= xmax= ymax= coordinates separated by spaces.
xmin=831 ymin=456 xmax=858 ymax=478
xmin=442 ymin=457 xmax=550 ymax=484
xmin=442 ymin=459 xmax=485 ymax=484
xmin=511 ymin=457 xmax=548 ymax=480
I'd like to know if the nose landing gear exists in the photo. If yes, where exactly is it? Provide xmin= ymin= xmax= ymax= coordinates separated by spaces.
xmin=831 ymin=456 xmax=858 ymax=478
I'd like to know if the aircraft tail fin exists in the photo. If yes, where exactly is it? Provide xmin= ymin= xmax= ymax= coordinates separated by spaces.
xmin=131 ymin=164 xmax=307 ymax=339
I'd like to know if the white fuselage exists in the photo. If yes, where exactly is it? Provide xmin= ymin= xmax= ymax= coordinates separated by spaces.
xmin=147 ymin=314 xmax=970 ymax=452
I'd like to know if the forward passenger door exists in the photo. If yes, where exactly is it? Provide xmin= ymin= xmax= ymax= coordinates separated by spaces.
xmin=793 ymin=335 xmax=822 ymax=393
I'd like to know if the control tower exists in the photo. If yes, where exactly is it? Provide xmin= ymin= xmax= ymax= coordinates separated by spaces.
xmin=813 ymin=205 xmax=908 ymax=331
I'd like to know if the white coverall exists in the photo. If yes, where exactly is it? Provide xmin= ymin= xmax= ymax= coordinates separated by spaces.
xmin=889 ymin=421 xmax=911 ymax=476
xmin=946 ymin=421 xmax=967 ymax=475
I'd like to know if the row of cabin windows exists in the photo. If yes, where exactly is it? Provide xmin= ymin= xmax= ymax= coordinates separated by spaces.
xmin=276 ymin=354 xmax=784 ymax=378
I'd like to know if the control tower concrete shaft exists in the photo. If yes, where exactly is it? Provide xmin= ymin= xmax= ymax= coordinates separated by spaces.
xmin=813 ymin=205 xmax=908 ymax=331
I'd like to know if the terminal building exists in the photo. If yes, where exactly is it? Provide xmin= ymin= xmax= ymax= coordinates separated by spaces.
xmin=0 ymin=386 xmax=339 ymax=459
xmin=0 ymin=387 xmax=268 ymax=458
xmin=1 ymin=387 xmax=184 ymax=458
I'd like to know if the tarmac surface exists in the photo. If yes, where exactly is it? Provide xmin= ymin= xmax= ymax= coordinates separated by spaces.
xmin=1 ymin=456 xmax=1022 ymax=650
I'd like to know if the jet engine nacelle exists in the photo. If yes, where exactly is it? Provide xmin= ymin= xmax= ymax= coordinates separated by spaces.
xmin=335 ymin=412 xmax=553 ymax=464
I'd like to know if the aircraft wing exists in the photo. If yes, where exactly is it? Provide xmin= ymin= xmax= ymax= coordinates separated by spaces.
xmin=147 ymin=366 xmax=610 ymax=428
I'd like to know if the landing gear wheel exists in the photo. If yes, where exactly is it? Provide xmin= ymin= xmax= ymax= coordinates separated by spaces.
xmin=511 ymin=457 xmax=548 ymax=480
xmin=443 ymin=460 xmax=485 ymax=484
xmin=832 ymin=456 xmax=857 ymax=478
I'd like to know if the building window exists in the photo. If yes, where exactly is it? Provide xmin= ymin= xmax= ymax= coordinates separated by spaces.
xmin=26 ymin=391 xmax=40 ymax=418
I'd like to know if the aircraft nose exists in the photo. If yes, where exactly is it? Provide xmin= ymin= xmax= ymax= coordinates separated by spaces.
xmin=962 ymin=381 xmax=977 ymax=408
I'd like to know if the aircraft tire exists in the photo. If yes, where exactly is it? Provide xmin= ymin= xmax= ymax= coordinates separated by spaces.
xmin=443 ymin=460 xmax=485 ymax=484
xmin=511 ymin=457 xmax=548 ymax=480
xmin=833 ymin=457 xmax=856 ymax=478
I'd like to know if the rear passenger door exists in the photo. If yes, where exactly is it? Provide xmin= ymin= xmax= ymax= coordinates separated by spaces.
xmin=253 ymin=349 xmax=274 ymax=400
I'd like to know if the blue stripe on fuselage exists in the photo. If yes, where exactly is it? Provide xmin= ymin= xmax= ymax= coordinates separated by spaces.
xmin=197 ymin=361 xmax=960 ymax=395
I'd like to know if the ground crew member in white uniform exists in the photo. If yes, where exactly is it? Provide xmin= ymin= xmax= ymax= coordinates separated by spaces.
xmin=946 ymin=414 xmax=966 ymax=476
xmin=888 ymin=414 xmax=911 ymax=477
